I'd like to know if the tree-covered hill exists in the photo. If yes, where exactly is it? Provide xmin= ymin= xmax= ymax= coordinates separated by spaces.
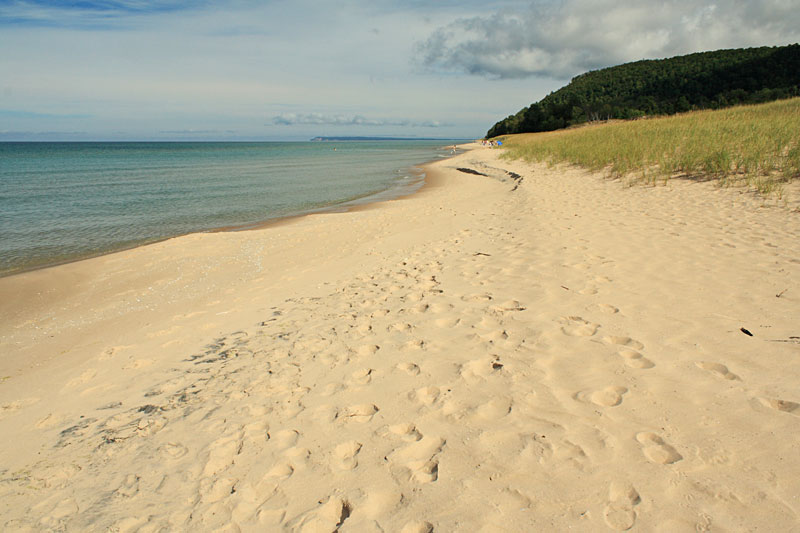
xmin=487 ymin=44 xmax=800 ymax=138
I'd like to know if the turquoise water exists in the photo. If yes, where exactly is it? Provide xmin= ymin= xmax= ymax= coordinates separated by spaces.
xmin=0 ymin=141 xmax=455 ymax=276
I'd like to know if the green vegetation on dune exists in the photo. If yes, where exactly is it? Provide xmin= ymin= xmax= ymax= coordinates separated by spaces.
xmin=500 ymin=98 xmax=800 ymax=194
xmin=488 ymin=44 xmax=800 ymax=138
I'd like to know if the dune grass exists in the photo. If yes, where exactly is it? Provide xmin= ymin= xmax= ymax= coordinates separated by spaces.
xmin=499 ymin=97 xmax=800 ymax=195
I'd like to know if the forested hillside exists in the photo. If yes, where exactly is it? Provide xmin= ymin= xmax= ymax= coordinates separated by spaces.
xmin=487 ymin=44 xmax=800 ymax=138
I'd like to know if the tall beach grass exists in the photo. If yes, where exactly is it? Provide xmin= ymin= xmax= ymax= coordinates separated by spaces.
xmin=499 ymin=98 xmax=800 ymax=195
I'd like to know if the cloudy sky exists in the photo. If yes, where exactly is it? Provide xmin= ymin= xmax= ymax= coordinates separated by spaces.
xmin=1 ymin=0 xmax=798 ymax=140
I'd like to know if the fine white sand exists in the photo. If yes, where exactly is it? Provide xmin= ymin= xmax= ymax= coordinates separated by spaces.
xmin=1 ymin=143 xmax=798 ymax=532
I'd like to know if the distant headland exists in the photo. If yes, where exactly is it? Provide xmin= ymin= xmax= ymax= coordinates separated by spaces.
xmin=310 ymin=136 xmax=467 ymax=142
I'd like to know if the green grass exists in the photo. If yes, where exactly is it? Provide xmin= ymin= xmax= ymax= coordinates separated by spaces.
xmin=499 ymin=97 xmax=800 ymax=195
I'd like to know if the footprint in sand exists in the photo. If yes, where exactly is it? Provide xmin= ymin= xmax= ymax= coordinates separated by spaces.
xmin=618 ymin=349 xmax=655 ymax=369
xmin=460 ymin=356 xmax=503 ymax=383
xmin=389 ymin=322 xmax=413 ymax=333
xmin=123 ymin=359 xmax=153 ymax=370
xmin=428 ymin=302 xmax=453 ymax=314
xmin=98 ymin=345 xmax=130 ymax=361
xmin=148 ymin=325 xmax=181 ymax=339
xmin=0 ymin=397 xmax=40 ymax=420
xmin=388 ymin=422 xmax=423 ymax=442
xmin=294 ymin=336 xmax=332 ymax=353
xmin=695 ymin=361 xmax=740 ymax=381
xmin=334 ymin=440 xmax=363 ymax=470
xmin=475 ymin=328 xmax=509 ymax=344
xmin=361 ymin=489 xmax=404 ymax=520
xmin=322 ymin=383 xmax=345 ymax=396
xmin=462 ymin=292 xmax=493 ymax=302
xmin=489 ymin=299 xmax=527 ymax=313
xmin=406 ymin=303 xmax=430 ymax=314
xmin=475 ymin=396 xmax=512 ymax=420
xmin=36 ymin=463 xmax=82 ymax=490
xmin=587 ymin=303 xmax=619 ymax=315
xmin=113 ymin=474 xmax=140 ymax=499
xmin=755 ymin=397 xmax=800 ymax=416
xmin=351 ymin=368 xmax=373 ymax=385
xmin=397 ymin=362 xmax=421 ymax=376
xmin=603 ymin=336 xmax=645 ymax=351
xmin=401 ymin=521 xmax=434 ymax=533
xmin=285 ymin=446 xmax=311 ymax=468
xmin=160 ymin=442 xmax=189 ymax=459
xmin=36 ymin=412 xmax=69 ymax=429
xmin=636 ymin=432 xmax=682 ymax=464
xmin=354 ymin=344 xmax=380 ymax=357
xmin=265 ymin=462 xmax=294 ymax=480
xmin=80 ymin=383 xmax=115 ymax=397
xmin=199 ymin=477 xmax=236 ymax=503
xmin=243 ymin=420 xmax=270 ymax=443
xmin=403 ymin=339 xmax=426 ymax=351
xmin=419 ymin=279 xmax=440 ymax=293
xmin=388 ymin=436 xmax=445 ymax=484
xmin=136 ymin=413 xmax=167 ymax=437
xmin=603 ymin=481 xmax=641 ymax=531
xmin=343 ymin=403 xmax=379 ymax=422
xmin=193 ymin=500 xmax=236 ymax=529
xmin=411 ymin=386 xmax=440 ymax=407
xmin=287 ymin=496 xmax=352 ymax=532
xmin=354 ymin=322 xmax=373 ymax=335
xmin=560 ymin=316 xmax=600 ymax=337
xmin=269 ymin=429 xmax=300 ymax=450
xmin=202 ymin=432 xmax=244 ymax=476
xmin=476 ymin=315 xmax=503 ymax=330
xmin=434 ymin=317 xmax=461 ymax=328
xmin=63 ymin=369 xmax=97 ymax=390
xmin=575 ymin=386 xmax=628 ymax=407
xmin=565 ymin=262 xmax=591 ymax=271
xmin=404 ymin=292 xmax=427 ymax=303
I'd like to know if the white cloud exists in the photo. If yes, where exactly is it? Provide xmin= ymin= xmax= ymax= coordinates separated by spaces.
xmin=416 ymin=0 xmax=800 ymax=79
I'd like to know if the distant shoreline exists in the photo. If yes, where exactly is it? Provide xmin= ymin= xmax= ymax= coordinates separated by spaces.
xmin=0 ymin=138 xmax=472 ymax=144
xmin=310 ymin=136 xmax=472 ymax=142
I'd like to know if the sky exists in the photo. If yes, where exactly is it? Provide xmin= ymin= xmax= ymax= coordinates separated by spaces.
xmin=1 ymin=0 xmax=799 ymax=141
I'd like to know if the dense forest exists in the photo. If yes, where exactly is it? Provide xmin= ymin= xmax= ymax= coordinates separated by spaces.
xmin=487 ymin=44 xmax=800 ymax=138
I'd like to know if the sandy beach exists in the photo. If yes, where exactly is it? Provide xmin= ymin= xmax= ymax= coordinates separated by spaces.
xmin=1 ymin=143 xmax=799 ymax=531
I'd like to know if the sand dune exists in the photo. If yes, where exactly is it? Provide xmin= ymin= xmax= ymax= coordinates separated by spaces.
xmin=1 ymin=144 xmax=798 ymax=531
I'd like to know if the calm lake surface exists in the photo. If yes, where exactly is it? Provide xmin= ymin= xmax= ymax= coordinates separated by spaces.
xmin=0 ymin=141 xmax=456 ymax=275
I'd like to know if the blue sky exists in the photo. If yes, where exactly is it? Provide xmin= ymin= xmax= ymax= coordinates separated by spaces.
xmin=1 ymin=0 xmax=798 ymax=140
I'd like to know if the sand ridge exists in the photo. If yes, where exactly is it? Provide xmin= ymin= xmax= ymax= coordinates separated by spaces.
xmin=1 ymin=144 xmax=799 ymax=531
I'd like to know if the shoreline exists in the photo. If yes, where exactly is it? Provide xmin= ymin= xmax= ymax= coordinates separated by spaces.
xmin=1 ymin=143 xmax=798 ymax=530
xmin=0 ymin=144 xmax=475 ymax=377
xmin=0 ymin=147 xmax=456 ymax=279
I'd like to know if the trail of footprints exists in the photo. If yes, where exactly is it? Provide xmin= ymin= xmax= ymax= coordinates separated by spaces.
xmin=1 ymin=257 xmax=457 ymax=531
xmin=3 ymin=220 xmax=798 ymax=531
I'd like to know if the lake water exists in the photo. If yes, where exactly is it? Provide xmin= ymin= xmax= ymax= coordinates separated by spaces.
xmin=0 ymin=141 xmax=456 ymax=276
